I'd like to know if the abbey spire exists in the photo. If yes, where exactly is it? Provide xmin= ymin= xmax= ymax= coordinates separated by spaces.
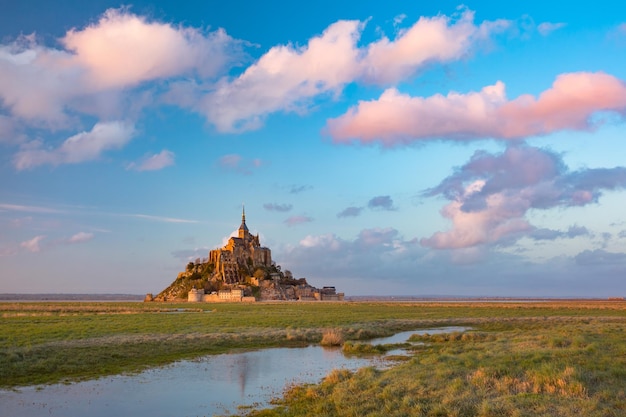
xmin=238 ymin=205 xmax=249 ymax=239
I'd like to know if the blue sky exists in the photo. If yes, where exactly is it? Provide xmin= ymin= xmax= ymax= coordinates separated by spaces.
xmin=1 ymin=1 xmax=626 ymax=296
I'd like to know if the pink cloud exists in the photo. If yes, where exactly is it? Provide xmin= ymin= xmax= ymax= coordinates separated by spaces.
xmin=200 ymin=9 xmax=509 ymax=132
xmin=201 ymin=20 xmax=364 ymax=132
xmin=128 ymin=149 xmax=175 ymax=171
xmin=328 ymin=72 xmax=626 ymax=144
xmin=362 ymin=9 xmax=510 ymax=84
xmin=62 ymin=8 xmax=238 ymax=90
xmin=0 ymin=8 xmax=240 ymax=125
xmin=20 ymin=235 xmax=45 ymax=253
xmin=13 ymin=120 xmax=136 ymax=170
xmin=421 ymin=190 xmax=534 ymax=249
xmin=421 ymin=145 xmax=626 ymax=249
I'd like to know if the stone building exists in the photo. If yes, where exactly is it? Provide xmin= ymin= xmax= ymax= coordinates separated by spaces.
xmin=208 ymin=207 xmax=272 ymax=284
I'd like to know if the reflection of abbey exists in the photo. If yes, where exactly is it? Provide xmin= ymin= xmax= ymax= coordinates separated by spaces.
xmin=150 ymin=208 xmax=343 ymax=302
xmin=209 ymin=208 xmax=272 ymax=283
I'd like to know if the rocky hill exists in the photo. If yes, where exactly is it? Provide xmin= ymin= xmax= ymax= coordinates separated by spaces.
xmin=151 ymin=260 xmax=330 ymax=302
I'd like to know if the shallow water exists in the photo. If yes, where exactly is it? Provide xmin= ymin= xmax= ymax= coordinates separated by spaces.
xmin=0 ymin=327 xmax=465 ymax=417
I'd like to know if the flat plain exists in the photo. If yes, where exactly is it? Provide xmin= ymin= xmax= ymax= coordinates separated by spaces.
xmin=1 ymin=300 xmax=624 ymax=416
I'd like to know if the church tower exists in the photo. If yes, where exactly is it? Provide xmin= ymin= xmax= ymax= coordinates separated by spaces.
xmin=238 ymin=205 xmax=249 ymax=240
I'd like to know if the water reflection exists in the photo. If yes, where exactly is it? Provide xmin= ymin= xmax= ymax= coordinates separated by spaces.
xmin=0 ymin=327 xmax=464 ymax=417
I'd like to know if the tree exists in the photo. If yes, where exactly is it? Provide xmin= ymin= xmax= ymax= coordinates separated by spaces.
xmin=254 ymin=268 xmax=266 ymax=281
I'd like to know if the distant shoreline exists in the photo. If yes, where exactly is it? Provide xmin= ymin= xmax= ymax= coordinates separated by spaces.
xmin=0 ymin=293 xmax=620 ymax=302
xmin=0 ymin=294 xmax=145 ymax=301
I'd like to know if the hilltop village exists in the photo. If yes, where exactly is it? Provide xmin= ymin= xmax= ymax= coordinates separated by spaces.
xmin=150 ymin=208 xmax=343 ymax=302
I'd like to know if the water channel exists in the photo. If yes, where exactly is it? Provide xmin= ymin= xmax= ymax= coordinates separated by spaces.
xmin=0 ymin=327 xmax=467 ymax=417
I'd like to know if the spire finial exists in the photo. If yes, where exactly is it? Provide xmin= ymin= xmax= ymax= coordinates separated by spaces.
xmin=242 ymin=204 xmax=246 ymax=223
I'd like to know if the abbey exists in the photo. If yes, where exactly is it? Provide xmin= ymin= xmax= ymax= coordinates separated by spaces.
xmin=209 ymin=208 xmax=272 ymax=283
xmin=151 ymin=208 xmax=344 ymax=302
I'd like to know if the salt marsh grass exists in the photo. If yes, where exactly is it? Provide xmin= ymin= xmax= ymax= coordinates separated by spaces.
xmin=1 ymin=299 xmax=625 ymax=417
xmin=320 ymin=328 xmax=344 ymax=346
xmin=239 ymin=307 xmax=626 ymax=417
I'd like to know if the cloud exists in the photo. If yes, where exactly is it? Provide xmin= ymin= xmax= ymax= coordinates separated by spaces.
xmin=421 ymin=144 xmax=626 ymax=249
xmin=529 ymin=225 xmax=590 ymax=241
xmin=327 ymin=72 xmax=626 ymax=145
xmin=0 ymin=115 xmax=26 ymax=145
xmin=128 ymin=214 xmax=199 ymax=224
xmin=67 ymin=232 xmax=94 ymax=244
xmin=263 ymin=203 xmax=293 ymax=212
xmin=281 ymin=232 xmax=626 ymax=296
xmin=218 ymin=154 xmax=263 ymax=175
xmin=0 ymin=203 xmax=66 ymax=214
xmin=199 ymin=19 xmax=364 ymax=132
xmin=171 ymin=248 xmax=210 ymax=262
xmin=361 ymin=9 xmax=510 ymax=85
xmin=537 ymin=22 xmax=566 ymax=36
xmin=13 ymin=120 xmax=136 ymax=170
xmin=61 ymin=8 xmax=240 ymax=90
xmin=128 ymin=149 xmax=175 ymax=171
xmin=575 ymin=249 xmax=626 ymax=266
xmin=288 ymin=185 xmax=313 ymax=194
xmin=0 ymin=246 xmax=18 ymax=257
xmin=284 ymin=216 xmax=314 ymax=227
xmin=20 ymin=235 xmax=45 ymax=253
xmin=368 ymin=195 xmax=396 ymax=210
xmin=198 ymin=9 xmax=510 ymax=132
xmin=0 ymin=9 xmax=241 ymax=125
xmin=337 ymin=206 xmax=363 ymax=218
xmin=281 ymin=227 xmax=421 ymax=287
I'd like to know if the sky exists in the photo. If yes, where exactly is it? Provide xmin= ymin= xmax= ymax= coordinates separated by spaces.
xmin=1 ymin=1 xmax=626 ymax=297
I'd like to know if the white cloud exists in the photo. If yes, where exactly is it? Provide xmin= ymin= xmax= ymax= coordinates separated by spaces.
xmin=127 ymin=214 xmax=199 ymax=224
xmin=0 ymin=203 xmax=65 ymax=214
xmin=128 ymin=149 xmax=175 ymax=171
xmin=13 ymin=120 xmax=136 ymax=170
xmin=537 ymin=22 xmax=566 ymax=36
xmin=67 ymin=232 xmax=94 ymax=244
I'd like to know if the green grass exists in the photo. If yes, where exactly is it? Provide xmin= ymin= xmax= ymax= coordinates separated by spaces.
xmin=1 ymin=299 xmax=625 ymax=417
xmin=244 ymin=316 xmax=626 ymax=417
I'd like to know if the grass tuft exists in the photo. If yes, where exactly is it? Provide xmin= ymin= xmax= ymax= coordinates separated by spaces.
xmin=320 ymin=328 xmax=344 ymax=347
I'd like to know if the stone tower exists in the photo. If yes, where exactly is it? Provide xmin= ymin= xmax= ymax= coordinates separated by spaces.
xmin=238 ymin=205 xmax=249 ymax=240
xmin=209 ymin=207 xmax=272 ymax=283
